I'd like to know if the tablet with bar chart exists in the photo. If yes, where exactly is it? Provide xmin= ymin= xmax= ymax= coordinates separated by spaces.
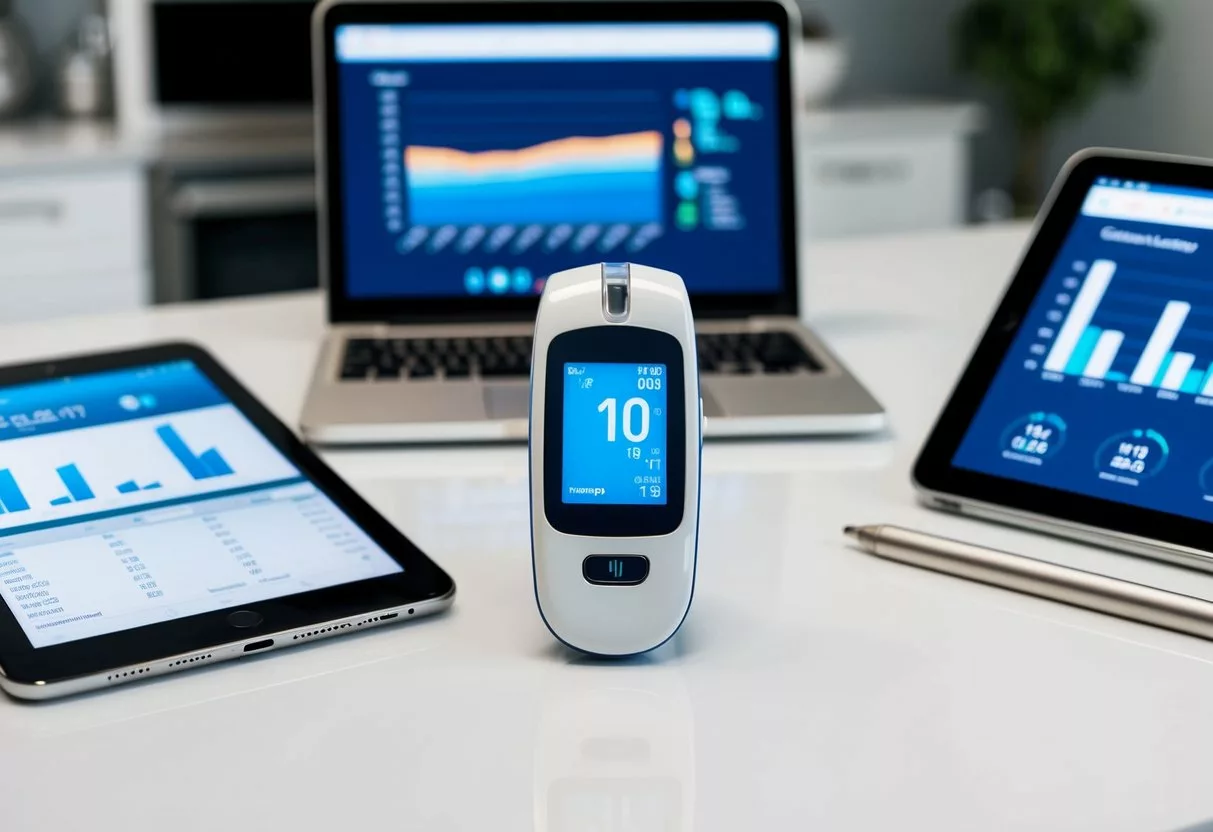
xmin=947 ymin=167 xmax=1213 ymax=524
xmin=0 ymin=358 xmax=408 ymax=649
xmin=0 ymin=345 xmax=456 ymax=698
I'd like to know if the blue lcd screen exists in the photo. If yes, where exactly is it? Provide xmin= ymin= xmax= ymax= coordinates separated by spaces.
xmin=562 ymin=362 xmax=667 ymax=505
xmin=953 ymin=179 xmax=1213 ymax=520
xmin=334 ymin=22 xmax=784 ymax=299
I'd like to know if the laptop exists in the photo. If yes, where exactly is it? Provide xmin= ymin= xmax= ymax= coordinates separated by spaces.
xmin=303 ymin=0 xmax=886 ymax=444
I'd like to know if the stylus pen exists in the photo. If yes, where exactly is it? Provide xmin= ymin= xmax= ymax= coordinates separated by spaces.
xmin=844 ymin=524 xmax=1213 ymax=641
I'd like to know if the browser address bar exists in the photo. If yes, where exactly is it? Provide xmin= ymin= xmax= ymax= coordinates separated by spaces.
xmin=1081 ymin=185 xmax=1213 ymax=231
xmin=335 ymin=23 xmax=780 ymax=62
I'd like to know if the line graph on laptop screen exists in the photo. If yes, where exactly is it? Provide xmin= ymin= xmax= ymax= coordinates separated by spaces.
xmin=335 ymin=22 xmax=787 ymax=299
xmin=398 ymin=90 xmax=665 ymax=261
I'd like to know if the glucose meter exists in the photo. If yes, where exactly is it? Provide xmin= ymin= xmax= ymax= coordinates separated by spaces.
xmin=530 ymin=262 xmax=701 ymax=656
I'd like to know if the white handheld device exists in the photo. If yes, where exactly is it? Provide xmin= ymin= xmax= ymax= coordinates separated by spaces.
xmin=530 ymin=262 xmax=701 ymax=656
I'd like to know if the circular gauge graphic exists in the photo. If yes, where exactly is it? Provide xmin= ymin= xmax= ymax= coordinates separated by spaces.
xmin=1198 ymin=458 xmax=1213 ymax=503
xmin=1095 ymin=429 xmax=1170 ymax=484
xmin=999 ymin=412 xmax=1067 ymax=465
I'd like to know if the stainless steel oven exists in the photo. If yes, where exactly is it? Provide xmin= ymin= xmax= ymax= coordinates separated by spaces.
xmin=150 ymin=139 xmax=318 ymax=301
xmin=122 ymin=1 xmax=323 ymax=301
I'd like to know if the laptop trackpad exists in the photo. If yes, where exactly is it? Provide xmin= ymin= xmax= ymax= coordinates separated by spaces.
xmin=484 ymin=384 xmax=530 ymax=419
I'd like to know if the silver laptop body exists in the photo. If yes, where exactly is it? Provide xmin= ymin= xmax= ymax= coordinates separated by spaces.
xmin=301 ymin=0 xmax=885 ymax=444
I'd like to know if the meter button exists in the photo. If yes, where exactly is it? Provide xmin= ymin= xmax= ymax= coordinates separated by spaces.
xmin=583 ymin=555 xmax=649 ymax=585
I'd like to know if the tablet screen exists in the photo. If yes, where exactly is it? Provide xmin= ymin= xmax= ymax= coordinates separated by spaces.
xmin=0 ymin=361 xmax=402 ymax=648
xmin=954 ymin=178 xmax=1213 ymax=520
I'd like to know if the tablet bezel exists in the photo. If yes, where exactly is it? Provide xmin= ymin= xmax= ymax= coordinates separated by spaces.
xmin=0 ymin=342 xmax=454 ymax=687
xmin=913 ymin=150 xmax=1213 ymax=554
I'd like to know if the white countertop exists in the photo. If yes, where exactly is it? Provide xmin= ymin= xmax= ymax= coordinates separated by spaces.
xmin=802 ymin=100 xmax=985 ymax=140
xmin=2 ymin=224 xmax=1213 ymax=831
xmin=0 ymin=119 xmax=317 ymax=174
xmin=0 ymin=120 xmax=143 ymax=173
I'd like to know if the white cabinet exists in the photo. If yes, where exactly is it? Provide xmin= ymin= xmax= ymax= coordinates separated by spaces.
xmin=0 ymin=124 xmax=148 ymax=323
xmin=799 ymin=102 xmax=984 ymax=239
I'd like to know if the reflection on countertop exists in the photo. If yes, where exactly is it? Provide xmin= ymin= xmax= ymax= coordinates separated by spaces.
xmin=536 ymin=664 xmax=694 ymax=832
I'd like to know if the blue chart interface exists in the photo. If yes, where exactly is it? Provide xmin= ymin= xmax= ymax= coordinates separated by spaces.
xmin=335 ymin=23 xmax=784 ymax=298
xmin=0 ymin=361 xmax=401 ymax=648
xmin=954 ymin=179 xmax=1213 ymax=521
xmin=563 ymin=362 xmax=667 ymax=505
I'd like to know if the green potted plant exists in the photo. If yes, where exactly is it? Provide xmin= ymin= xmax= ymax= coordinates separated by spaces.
xmin=955 ymin=0 xmax=1155 ymax=213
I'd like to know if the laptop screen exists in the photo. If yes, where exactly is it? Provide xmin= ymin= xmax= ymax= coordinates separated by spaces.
xmin=331 ymin=19 xmax=787 ymax=302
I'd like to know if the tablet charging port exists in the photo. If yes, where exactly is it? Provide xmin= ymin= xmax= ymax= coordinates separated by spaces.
xmin=243 ymin=639 xmax=275 ymax=653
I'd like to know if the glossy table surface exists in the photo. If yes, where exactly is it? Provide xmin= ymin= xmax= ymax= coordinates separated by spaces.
xmin=3 ymin=225 xmax=1213 ymax=831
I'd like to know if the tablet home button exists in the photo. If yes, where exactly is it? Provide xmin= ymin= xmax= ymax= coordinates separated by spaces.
xmin=227 ymin=610 xmax=263 ymax=629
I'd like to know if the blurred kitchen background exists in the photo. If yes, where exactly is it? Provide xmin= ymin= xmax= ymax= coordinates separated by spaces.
xmin=0 ymin=0 xmax=1196 ymax=322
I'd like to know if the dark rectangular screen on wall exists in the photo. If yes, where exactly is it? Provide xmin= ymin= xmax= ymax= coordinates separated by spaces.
xmin=152 ymin=1 xmax=318 ymax=106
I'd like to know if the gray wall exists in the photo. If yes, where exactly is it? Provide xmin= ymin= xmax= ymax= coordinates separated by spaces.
xmin=1048 ymin=0 xmax=1213 ymax=177
xmin=797 ymin=0 xmax=1014 ymax=204
xmin=800 ymin=0 xmax=971 ymax=100
xmin=801 ymin=0 xmax=1205 ymax=209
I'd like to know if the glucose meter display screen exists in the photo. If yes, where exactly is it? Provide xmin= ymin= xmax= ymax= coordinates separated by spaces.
xmin=562 ymin=362 xmax=667 ymax=505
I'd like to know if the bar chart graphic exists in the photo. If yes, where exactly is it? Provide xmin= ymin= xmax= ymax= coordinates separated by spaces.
xmin=0 ymin=421 xmax=235 ymax=518
xmin=155 ymin=424 xmax=234 ymax=480
xmin=0 ymin=405 xmax=295 ymax=532
xmin=0 ymin=469 xmax=30 ymax=513
xmin=50 ymin=464 xmax=95 ymax=506
xmin=116 ymin=480 xmax=161 ymax=494
xmin=1041 ymin=259 xmax=1213 ymax=395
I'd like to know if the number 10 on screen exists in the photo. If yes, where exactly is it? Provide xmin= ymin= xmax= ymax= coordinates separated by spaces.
xmin=562 ymin=363 xmax=667 ymax=505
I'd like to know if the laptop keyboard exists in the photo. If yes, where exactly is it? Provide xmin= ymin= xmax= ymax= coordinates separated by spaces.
xmin=340 ymin=336 xmax=532 ymax=380
xmin=339 ymin=331 xmax=822 ymax=381
xmin=696 ymin=331 xmax=822 ymax=375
